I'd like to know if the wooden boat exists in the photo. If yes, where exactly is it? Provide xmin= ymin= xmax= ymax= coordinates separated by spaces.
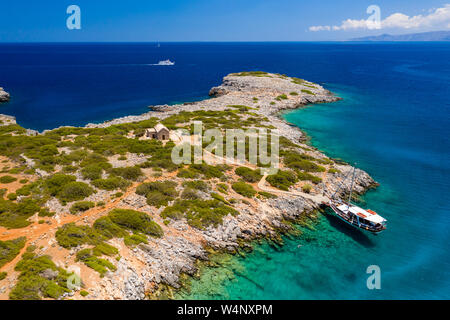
xmin=328 ymin=167 xmax=387 ymax=234
xmin=330 ymin=200 xmax=386 ymax=233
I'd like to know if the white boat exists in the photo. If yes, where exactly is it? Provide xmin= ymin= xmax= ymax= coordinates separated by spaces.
xmin=330 ymin=200 xmax=387 ymax=233
xmin=328 ymin=167 xmax=387 ymax=234
xmin=156 ymin=59 xmax=174 ymax=66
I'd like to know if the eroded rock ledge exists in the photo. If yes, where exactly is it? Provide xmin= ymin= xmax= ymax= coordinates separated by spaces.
xmin=0 ymin=87 xmax=10 ymax=103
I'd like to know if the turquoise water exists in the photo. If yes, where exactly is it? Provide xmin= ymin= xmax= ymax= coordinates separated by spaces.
xmin=179 ymin=49 xmax=450 ymax=300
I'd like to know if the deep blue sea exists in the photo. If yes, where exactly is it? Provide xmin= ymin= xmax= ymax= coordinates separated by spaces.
xmin=1 ymin=42 xmax=449 ymax=299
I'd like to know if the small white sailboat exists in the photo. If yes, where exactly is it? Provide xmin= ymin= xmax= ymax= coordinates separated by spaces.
xmin=328 ymin=167 xmax=387 ymax=234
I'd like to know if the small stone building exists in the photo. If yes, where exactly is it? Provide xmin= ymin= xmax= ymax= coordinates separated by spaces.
xmin=145 ymin=123 xmax=170 ymax=140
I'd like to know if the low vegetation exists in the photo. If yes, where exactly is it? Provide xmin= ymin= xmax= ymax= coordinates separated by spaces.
xmin=0 ymin=237 xmax=26 ymax=268
xmin=234 ymin=167 xmax=262 ymax=183
xmin=161 ymin=199 xmax=238 ymax=229
xmin=9 ymin=248 xmax=73 ymax=300
xmin=69 ymin=201 xmax=95 ymax=214
xmin=0 ymin=175 xmax=17 ymax=184
xmin=266 ymin=170 xmax=298 ymax=191
xmin=231 ymin=181 xmax=257 ymax=198
xmin=136 ymin=181 xmax=178 ymax=207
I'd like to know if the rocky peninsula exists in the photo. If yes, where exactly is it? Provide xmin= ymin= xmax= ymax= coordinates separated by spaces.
xmin=0 ymin=72 xmax=376 ymax=300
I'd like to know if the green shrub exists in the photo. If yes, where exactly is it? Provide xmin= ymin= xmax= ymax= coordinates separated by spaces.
xmin=57 ymin=182 xmax=94 ymax=202
xmin=92 ymin=176 xmax=130 ymax=191
xmin=76 ymin=249 xmax=116 ymax=277
xmin=177 ymin=168 xmax=199 ymax=179
xmin=182 ymin=180 xmax=209 ymax=192
xmin=93 ymin=216 xmax=128 ymax=239
xmin=55 ymin=223 xmax=104 ymax=248
xmin=231 ymin=182 xmax=257 ymax=198
xmin=286 ymin=160 xmax=325 ymax=172
xmin=108 ymin=209 xmax=163 ymax=238
xmin=0 ymin=237 xmax=26 ymax=268
xmin=80 ymin=290 xmax=89 ymax=297
xmin=296 ymin=171 xmax=322 ymax=184
xmin=266 ymin=170 xmax=297 ymax=191
xmin=302 ymin=184 xmax=312 ymax=193
xmin=289 ymin=92 xmax=298 ymax=96
xmin=275 ymin=94 xmax=288 ymax=101
xmin=92 ymin=242 xmax=119 ymax=257
xmin=38 ymin=208 xmax=55 ymax=217
xmin=0 ymin=272 xmax=6 ymax=280
xmin=282 ymin=150 xmax=326 ymax=172
xmin=216 ymin=183 xmax=228 ymax=194
xmin=7 ymin=193 xmax=17 ymax=201
xmin=0 ymin=198 xmax=41 ymax=229
xmin=301 ymin=89 xmax=314 ymax=95
xmin=0 ymin=175 xmax=17 ymax=183
xmin=19 ymin=179 xmax=28 ymax=184
xmin=136 ymin=181 xmax=178 ymax=207
xmin=69 ymin=201 xmax=95 ymax=214
xmin=181 ymin=188 xmax=200 ymax=200
xmin=109 ymin=166 xmax=143 ymax=181
xmin=81 ymin=164 xmax=103 ymax=180
xmin=10 ymin=253 xmax=72 ymax=300
xmin=161 ymin=199 xmax=238 ymax=229
xmin=124 ymin=233 xmax=148 ymax=247
xmin=188 ymin=163 xmax=226 ymax=179
xmin=211 ymin=192 xmax=230 ymax=205
xmin=234 ymin=167 xmax=262 ymax=183
xmin=62 ymin=165 xmax=78 ymax=173
xmin=44 ymin=174 xmax=76 ymax=196
xmin=258 ymin=191 xmax=277 ymax=199
xmin=328 ymin=168 xmax=341 ymax=174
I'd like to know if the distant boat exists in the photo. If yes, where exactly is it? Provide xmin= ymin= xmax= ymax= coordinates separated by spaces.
xmin=155 ymin=59 xmax=175 ymax=66
xmin=157 ymin=42 xmax=161 ymax=48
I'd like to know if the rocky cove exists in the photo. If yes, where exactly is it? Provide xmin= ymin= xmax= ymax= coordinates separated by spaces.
xmin=0 ymin=72 xmax=377 ymax=300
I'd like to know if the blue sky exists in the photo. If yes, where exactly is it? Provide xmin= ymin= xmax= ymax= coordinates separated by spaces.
xmin=0 ymin=0 xmax=449 ymax=41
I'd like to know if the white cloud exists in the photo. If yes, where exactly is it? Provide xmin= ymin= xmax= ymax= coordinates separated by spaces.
xmin=309 ymin=4 xmax=450 ymax=31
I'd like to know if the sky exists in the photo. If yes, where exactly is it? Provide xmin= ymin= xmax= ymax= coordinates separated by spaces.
xmin=0 ymin=0 xmax=449 ymax=42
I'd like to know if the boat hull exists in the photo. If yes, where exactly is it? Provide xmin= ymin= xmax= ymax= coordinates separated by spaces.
xmin=330 ymin=203 xmax=385 ymax=234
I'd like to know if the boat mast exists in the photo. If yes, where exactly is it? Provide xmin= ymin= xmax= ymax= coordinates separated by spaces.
xmin=347 ymin=166 xmax=356 ymax=206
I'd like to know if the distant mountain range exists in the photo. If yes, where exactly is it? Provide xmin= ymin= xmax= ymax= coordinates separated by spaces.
xmin=349 ymin=31 xmax=450 ymax=41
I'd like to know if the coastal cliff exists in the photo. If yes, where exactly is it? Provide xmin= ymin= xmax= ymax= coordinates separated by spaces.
xmin=0 ymin=88 xmax=10 ymax=103
xmin=0 ymin=72 xmax=376 ymax=300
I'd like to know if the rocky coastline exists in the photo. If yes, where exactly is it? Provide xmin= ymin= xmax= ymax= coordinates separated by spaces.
xmin=0 ymin=87 xmax=10 ymax=103
xmin=0 ymin=72 xmax=377 ymax=300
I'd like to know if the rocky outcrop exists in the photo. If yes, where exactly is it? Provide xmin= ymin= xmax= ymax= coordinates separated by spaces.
xmin=0 ymin=87 xmax=10 ymax=102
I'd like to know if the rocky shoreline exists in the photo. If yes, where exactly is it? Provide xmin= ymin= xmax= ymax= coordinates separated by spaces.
xmin=0 ymin=72 xmax=377 ymax=300
xmin=0 ymin=87 xmax=10 ymax=103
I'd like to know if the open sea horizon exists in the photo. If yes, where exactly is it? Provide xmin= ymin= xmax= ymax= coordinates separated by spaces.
xmin=1 ymin=42 xmax=449 ymax=299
